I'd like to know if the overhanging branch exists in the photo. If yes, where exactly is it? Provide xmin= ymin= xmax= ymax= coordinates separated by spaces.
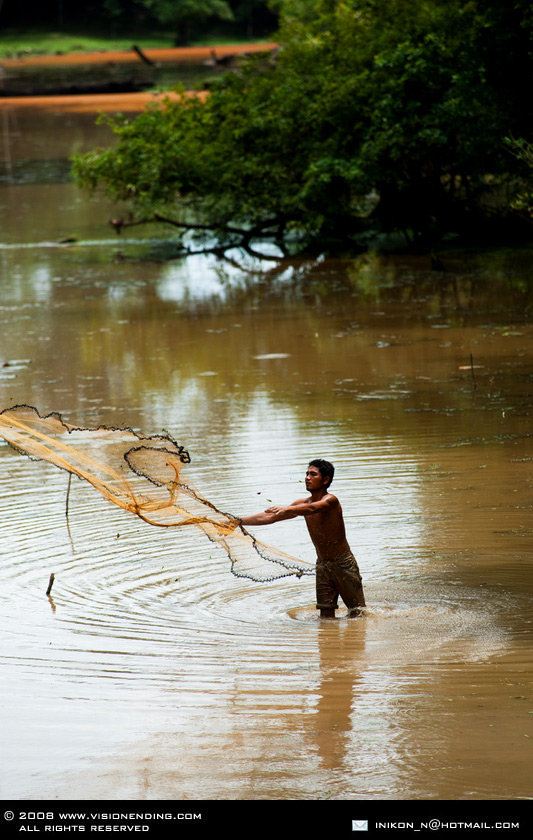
xmin=108 ymin=213 xmax=288 ymax=261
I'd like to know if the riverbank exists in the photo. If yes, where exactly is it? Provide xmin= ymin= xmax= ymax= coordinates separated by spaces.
xmin=0 ymin=90 xmax=205 ymax=112
xmin=0 ymin=42 xmax=277 ymax=98
xmin=0 ymin=23 xmax=276 ymax=57
xmin=0 ymin=42 xmax=277 ymax=69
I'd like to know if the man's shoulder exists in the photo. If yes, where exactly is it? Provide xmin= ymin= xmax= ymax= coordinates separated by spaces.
xmin=291 ymin=495 xmax=310 ymax=505
xmin=324 ymin=492 xmax=339 ymax=503
xmin=314 ymin=492 xmax=340 ymax=510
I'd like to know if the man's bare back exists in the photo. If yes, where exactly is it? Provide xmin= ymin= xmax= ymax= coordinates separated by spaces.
xmin=240 ymin=460 xmax=365 ymax=618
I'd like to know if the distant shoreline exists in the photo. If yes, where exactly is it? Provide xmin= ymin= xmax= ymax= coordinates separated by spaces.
xmin=0 ymin=42 xmax=277 ymax=69
xmin=0 ymin=89 xmax=206 ymax=112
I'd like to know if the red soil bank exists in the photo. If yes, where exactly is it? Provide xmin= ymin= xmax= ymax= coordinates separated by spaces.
xmin=0 ymin=90 xmax=206 ymax=112
xmin=0 ymin=42 xmax=277 ymax=69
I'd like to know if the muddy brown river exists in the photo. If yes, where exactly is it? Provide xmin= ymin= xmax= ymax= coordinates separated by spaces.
xmin=0 ymin=103 xmax=532 ymax=800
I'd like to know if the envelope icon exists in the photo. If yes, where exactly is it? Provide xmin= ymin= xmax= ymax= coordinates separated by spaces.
xmin=352 ymin=820 xmax=369 ymax=832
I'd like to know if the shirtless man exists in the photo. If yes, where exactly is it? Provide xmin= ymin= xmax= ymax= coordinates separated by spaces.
xmin=240 ymin=459 xmax=365 ymax=618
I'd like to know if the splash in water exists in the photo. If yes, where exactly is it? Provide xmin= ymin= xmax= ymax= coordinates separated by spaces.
xmin=0 ymin=405 xmax=313 ymax=582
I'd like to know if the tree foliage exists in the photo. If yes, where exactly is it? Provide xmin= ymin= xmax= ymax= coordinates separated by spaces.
xmin=73 ymin=0 xmax=533 ymax=251
xmin=104 ymin=1 xmax=234 ymax=44
xmin=0 ymin=1 xmax=276 ymax=42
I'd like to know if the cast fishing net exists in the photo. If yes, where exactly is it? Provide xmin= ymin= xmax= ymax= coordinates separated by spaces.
xmin=0 ymin=405 xmax=314 ymax=581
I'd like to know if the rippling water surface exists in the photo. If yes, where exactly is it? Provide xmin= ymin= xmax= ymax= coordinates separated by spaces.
xmin=0 ymin=104 xmax=532 ymax=800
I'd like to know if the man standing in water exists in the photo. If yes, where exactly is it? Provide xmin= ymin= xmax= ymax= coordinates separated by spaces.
xmin=241 ymin=460 xmax=365 ymax=618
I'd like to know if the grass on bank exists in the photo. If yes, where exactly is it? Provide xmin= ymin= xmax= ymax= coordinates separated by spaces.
xmin=0 ymin=29 xmax=274 ymax=59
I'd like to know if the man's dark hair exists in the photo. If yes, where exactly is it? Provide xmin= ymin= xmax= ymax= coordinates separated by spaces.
xmin=308 ymin=459 xmax=335 ymax=487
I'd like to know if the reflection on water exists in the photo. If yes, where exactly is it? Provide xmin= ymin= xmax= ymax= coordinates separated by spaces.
xmin=0 ymin=105 xmax=532 ymax=801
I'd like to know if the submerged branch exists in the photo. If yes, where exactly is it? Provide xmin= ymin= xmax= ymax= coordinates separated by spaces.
xmin=155 ymin=242 xmax=285 ymax=264
xmin=110 ymin=213 xmax=284 ymax=237
xmin=108 ymin=212 xmax=289 ymax=261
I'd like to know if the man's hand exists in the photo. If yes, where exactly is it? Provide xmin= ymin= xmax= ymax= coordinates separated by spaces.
xmin=241 ymin=505 xmax=297 ymax=525
xmin=242 ymin=496 xmax=335 ymax=526
xmin=265 ymin=505 xmax=286 ymax=516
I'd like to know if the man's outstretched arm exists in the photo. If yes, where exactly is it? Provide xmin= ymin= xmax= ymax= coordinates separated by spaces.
xmin=240 ymin=509 xmax=298 ymax=526
xmin=240 ymin=495 xmax=336 ymax=526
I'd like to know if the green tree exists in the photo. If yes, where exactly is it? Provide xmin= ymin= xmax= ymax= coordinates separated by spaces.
xmin=73 ymin=0 xmax=533 ymax=253
xmin=506 ymin=138 xmax=533 ymax=217
xmin=0 ymin=1 xmax=275 ymax=39
xmin=141 ymin=1 xmax=234 ymax=45
xmin=231 ymin=0 xmax=276 ymax=37
xmin=101 ymin=0 xmax=233 ymax=44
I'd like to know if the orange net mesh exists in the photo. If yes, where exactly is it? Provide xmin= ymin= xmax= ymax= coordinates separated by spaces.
xmin=0 ymin=405 xmax=313 ymax=581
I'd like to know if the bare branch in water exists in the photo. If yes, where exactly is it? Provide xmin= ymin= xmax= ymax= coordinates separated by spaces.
xmin=109 ymin=213 xmax=285 ymax=244
xmin=108 ymin=213 xmax=288 ymax=262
